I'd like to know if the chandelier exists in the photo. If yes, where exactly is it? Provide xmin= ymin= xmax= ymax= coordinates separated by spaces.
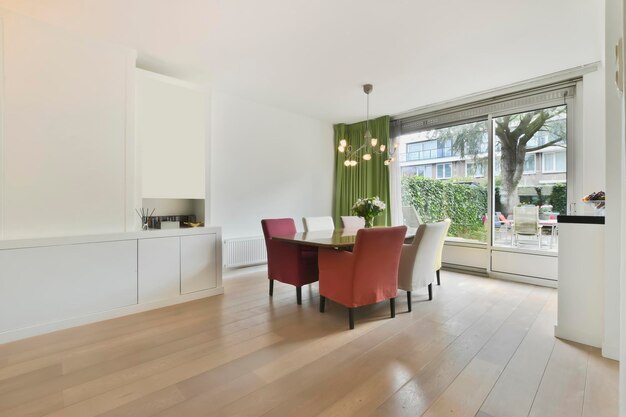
xmin=338 ymin=84 xmax=397 ymax=167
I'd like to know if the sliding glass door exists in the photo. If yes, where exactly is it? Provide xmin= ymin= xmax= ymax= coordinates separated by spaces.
xmin=492 ymin=105 xmax=567 ymax=252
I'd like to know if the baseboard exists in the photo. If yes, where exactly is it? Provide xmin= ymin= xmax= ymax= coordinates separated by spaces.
xmin=0 ymin=286 xmax=224 ymax=344
xmin=442 ymin=263 xmax=488 ymax=277
xmin=488 ymin=271 xmax=558 ymax=288
xmin=601 ymin=341 xmax=619 ymax=361
xmin=554 ymin=324 xmax=602 ymax=349
xmin=224 ymin=264 xmax=268 ymax=278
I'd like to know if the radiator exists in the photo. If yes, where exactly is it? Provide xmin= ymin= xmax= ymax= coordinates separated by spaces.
xmin=223 ymin=236 xmax=267 ymax=268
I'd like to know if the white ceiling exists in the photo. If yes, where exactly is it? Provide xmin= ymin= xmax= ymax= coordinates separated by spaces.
xmin=0 ymin=0 xmax=603 ymax=122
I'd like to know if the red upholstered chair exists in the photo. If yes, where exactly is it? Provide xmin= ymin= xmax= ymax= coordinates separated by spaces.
xmin=318 ymin=226 xmax=407 ymax=329
xmin=261 ymin=218 xmax=319 ymax=305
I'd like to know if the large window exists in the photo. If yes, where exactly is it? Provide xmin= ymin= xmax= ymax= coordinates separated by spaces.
xmin=523 ymin=154 xmax=537 ymax=174
xmin=406 ymin=140 xmax=437 ymax=161
xmin=466 ymin=160 xmax=486 ymax=177
xmin=436 ymin=163 xmax=452 ymax=179
xmin=405 ymin=138 xmax=454 ymax=161
xmin=397 ymin=84 xmax=573 ymax=252
xmin=400 ymin=120 xmax=489 ymax=243
xmin=401 ymin=164 xmax=432 ymax=177
xmin=543 ymin=151 xmax=566 ymax=173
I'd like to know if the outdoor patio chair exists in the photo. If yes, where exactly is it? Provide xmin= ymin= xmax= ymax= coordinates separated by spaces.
xmin=512 ymin=206 xmax=542 ymax=248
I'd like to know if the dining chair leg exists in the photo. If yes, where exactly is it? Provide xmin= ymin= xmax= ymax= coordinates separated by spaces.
xmin=390 ymin=297 xmax=396 ymax=318
xmin=428 ymin=283 xmax=433 ymax=301
xmin=296 ymin=286 xmax=302 ymax=305
xmin=407 ymin=291 xmax=412 ymax=312
xmin=269 ymin=279 xmax=274 ymax=296
xmin=348 ymin=308 xmax=355 ymax=330
xmin=436 ymin=269 xmax=441 ymax=286
xmin=319 ymin=296 xmax=326 ymax=313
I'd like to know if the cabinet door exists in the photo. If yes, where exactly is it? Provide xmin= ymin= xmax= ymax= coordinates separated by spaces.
xmin=138 ymin=237 xmax=181 ymax=303
xmin=180 ymin=234 xmax=217 ymax=294
xmin=0 ymin=241 xmax=137 ymax=333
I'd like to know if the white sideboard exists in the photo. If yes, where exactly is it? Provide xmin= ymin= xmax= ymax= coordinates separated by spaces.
xmin=0 ymin=227 xmax=222 ymax=343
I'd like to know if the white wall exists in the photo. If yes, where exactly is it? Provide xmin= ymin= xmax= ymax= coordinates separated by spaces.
xmin=0 ymin=9 xmax=136 ymax=240
xmin=210 ymin=92 xmax=334 ymax=239
xmin=605 ymin=0 xmax=624 ymax=366
xmin=137 ymin=69 xmax=207 ymax=200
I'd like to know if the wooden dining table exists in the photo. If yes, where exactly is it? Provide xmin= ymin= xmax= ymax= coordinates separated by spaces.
xmin=272 ymin=227 xmax=417 ymax=250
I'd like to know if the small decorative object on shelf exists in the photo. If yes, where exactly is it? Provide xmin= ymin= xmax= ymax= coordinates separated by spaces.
xmin=352 ymin=196 xmax=386 ymax=228
xmin=135 ymin=208 xmax=156 ymax=230
xmin=582 ymin=191 xmax=606 ymax=215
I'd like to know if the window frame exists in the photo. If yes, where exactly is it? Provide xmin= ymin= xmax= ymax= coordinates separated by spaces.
xmin=542 ymin=151 xmax=567 ymax=173
xmin=522 ymin=154 xmax=537 ymax=175
xmin=436 ymin=162 xmax=452 ymax=179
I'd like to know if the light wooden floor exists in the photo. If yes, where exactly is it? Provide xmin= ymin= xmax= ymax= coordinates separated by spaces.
xmin=0 ymin=270 xmax=618 ymax=417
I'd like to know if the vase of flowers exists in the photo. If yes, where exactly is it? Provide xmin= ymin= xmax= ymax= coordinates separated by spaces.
xmin=352 ymin=196 xmax=386 ymax=228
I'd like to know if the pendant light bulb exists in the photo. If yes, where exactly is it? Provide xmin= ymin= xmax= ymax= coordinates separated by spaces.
xmin=379 ymin=144 xmax=386 ymax=152
xmin=363 ymin=154 xmax=372 ymax=161
xmin=344 ymin=160 xmax=351 ymax=167
xmin=370 ymin=138 xmax=378 ymax=147
xmin=338 ymin=146 xmax=345 ymax=153
xmin=339 ymin=139 xmax=347 ymax=147
xmin=350 ymin=160 xmax=358 ymax=166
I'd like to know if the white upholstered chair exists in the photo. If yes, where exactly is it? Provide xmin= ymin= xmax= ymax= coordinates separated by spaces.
xmin=340 ymin=216 xmax=365 ymax=229
xmin=434 ymin=218 xmax=451 ymax=285
xmin=302 ymin=216 xmax=335 ymax=232
xmin=402 ymin=206 xmax=423 ymax=228
xmin=398 ymin=220 xmax=450 ymax=311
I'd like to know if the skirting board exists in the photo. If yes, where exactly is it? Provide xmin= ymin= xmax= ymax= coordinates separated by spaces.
xmin=0 ymin=286 xmax=224 ymax=344
xmin=554 ymin=324 xmax=601 ymax=349
xmin=488 ymin=271 xmax=558 ymax=289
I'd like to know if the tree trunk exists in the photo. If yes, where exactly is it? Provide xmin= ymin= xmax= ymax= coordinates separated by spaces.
xmin=499 ymin=145 xmax=526 ymax=215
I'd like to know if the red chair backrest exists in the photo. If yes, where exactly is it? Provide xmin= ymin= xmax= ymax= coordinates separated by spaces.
xmin=351 ymin=226 xmax=407 ymax=303
xmin=261 ymin=218 xmax=297 ymax=239
xmin=261 ymin=218 xmax=300 ymax=281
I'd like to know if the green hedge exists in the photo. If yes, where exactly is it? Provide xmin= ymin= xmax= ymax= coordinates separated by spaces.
xmin=549 ymin=183 xmax=567 ymax=215
xmin=402 ymin=176 xmax=487 ymax=241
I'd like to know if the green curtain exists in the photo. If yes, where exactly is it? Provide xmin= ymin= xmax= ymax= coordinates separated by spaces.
xmin=333 ymin=115 xmax=391 ymax=227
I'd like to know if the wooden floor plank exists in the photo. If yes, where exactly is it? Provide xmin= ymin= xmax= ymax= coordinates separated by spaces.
xmin=421 ymin=286 xmax=550 ymax=417
xmin=582 ymin=348 xmax=619 ymax=417
xmin=528 ymin=338 xmax=592 ymax=417
xmin=0 ymin=270 xmax=617 ymax=417
xmin=202 ymin=276 xmax=508 ymax=417
xmin=478 ymin=292 xmax=558 ymax=417
xmin=370 ymin=284 xmax=533 ymax=417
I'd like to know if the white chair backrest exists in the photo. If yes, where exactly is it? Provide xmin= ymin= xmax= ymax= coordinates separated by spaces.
xmin=402 ymin=206 xmax=423 ymax=228
xmin=514 ymin=206 xmax=539 ymax=234
xmin=303 ymin=216 xmax=335 ymax=232
xmin=341 ymin=216 xmax=365 ymax=229
xmin=434 ymin=218 xmax=451 ymax=270
xmin=398 ymin=220 xmax=450 ymax=291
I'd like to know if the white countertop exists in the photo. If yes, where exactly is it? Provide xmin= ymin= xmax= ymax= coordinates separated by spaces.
xmin=0 ymin=226 xmax=221 ymax=250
